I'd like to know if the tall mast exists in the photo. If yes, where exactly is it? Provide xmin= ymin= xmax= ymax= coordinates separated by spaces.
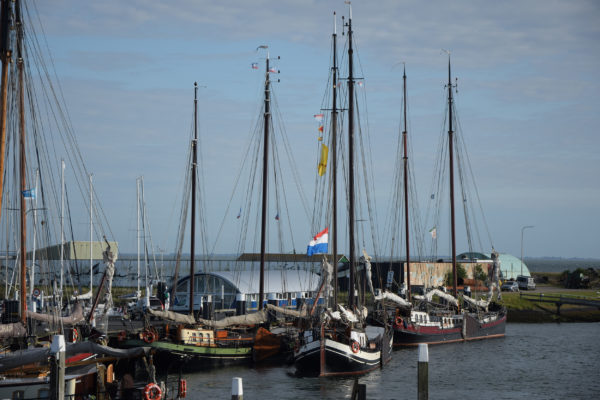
xmin=189 ymin=82 xmax=198 ymax=315
xmin=16 ymin=0 xmax=27 ymax=324
xmin=0 ymin=0 xmax=10 ymax=225
xmin=258 ymin=50 xmax=271 ymax=311
xmin=137 ymin=177 xmax=141 ymax=297
xmin=446 ymin=54 xmax=458 ymax=298
xmin=346 ymin=5 xmax=356 ymax=310
xmin=60 ymin=160 xmax=65 ymax=297
xmin=141 ymin=176 xmax=148 ymax=294
xmin=402 ymin=66 xmax=411 ymax=302
xmin=89 ymin=174 xmax=93 ymax=296
xmin=331 ymin=12 xmax=339 ymax=309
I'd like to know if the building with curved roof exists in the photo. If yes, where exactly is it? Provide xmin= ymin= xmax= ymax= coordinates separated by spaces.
xmin=171 ymin=269 xmax=322 ymax=312
xmin=458 ymin=252 xmax=531 ymax=280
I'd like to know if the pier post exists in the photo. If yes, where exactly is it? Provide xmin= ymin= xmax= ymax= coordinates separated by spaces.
xmin=50 ymin=334 xmax=66 ymax=400
xmin=232 ymin=377 xmax=243 ymax=400
xmin=418 ymin=343 xmax=428 ymax=400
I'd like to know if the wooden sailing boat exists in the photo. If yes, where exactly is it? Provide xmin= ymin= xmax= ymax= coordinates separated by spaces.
xmin=391 ymin=55 xmax=506 ymax=346
xmin=122 ymin=82 xmax=257 ymax=371
xmin=293 ymin=8 xmax=392 ymax=377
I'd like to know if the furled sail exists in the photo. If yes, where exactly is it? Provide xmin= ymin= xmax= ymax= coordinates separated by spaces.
xmin=374 ymin=291 xmax=412 ymax=308
xmin=0 ymin=322 xmax=27 ymax=338
xmin=463 ymin=294 xmax=489 ymax=311
xmin=414 ymin=288 xmax=459 ymax=307
xmin=147 ymin=309 xmax=196 ymax=325
xmin=0 ymin=342 xmax=150 ymax=372
xmin=27 ymin=302 xmax=84 ymax=325
xmin=196 ymin=310 xmax=268 ymax=328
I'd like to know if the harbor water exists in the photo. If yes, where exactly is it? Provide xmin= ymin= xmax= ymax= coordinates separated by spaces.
xmin=174 ymin=322 xmax=599 ymax=399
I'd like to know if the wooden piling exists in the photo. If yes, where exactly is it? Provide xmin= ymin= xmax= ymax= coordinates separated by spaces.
xmin=418 ymin=343 xmax=429 ymax=400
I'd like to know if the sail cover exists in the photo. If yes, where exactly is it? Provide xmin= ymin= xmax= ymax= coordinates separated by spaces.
xmin=463 ymin=294 xmax=489 ymax=310
xmin=374 ymin=291 xmax=412 ymax=308
xmin=0 ymin=342 xmax=150 ymax=372
xmin=27 ymin=302 xmax=84 ymax=325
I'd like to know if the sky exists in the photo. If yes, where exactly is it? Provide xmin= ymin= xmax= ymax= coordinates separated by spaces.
xmin=23 ymin=0 xmax=600 ymax=259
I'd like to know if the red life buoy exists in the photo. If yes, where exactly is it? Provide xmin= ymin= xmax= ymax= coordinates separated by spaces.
xmin=143 ymin=382 xmax=162 ymax=400
xmin=72 ymin=328 xmax=79 ymax=343
xmin=142 ymin=330 xmax=156 ymax=344
xmin=395 ymin=316 xmax=403 ymax=326
xmin=351 ymin=340 xmax=360 ymax=354
xmin=118 ymin=331 xmax=127 ymax=341
xmin=178 ymin=379 xmax=187 ymax=398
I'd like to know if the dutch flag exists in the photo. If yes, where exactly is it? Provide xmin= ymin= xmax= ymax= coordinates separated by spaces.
xmin=307 ymin=227 xmax=328 ymax=256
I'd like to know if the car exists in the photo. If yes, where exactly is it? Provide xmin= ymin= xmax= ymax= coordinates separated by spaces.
xmin=516 ymin=275 xmax=536 ymax=290
xmin=501 ymin=281 xmax=519 ymax=292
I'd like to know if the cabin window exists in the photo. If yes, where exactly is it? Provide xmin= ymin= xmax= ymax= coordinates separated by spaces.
xmin=38 ymin=389 xmax=50 ymax=398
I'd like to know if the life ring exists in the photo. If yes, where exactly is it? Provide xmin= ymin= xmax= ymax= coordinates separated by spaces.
xmin=395 ymin=316 xmax=403 ymax=326
xmin=142 ymin=330 xmax=156 ymax=344
xmin=117 ymin=331 xmax=127 ymax=341
xmin=178 ymin=379 xmax=187 ymax=398
xmin=143 ymin=382 xmax=162 ymax=400
xmin=294 ymin=342 xmax=300 ymax=353
xmin=71 ymin=328 xmax=79 ymax=343
xmin=350 ymin=340 xmax=360 ymax=354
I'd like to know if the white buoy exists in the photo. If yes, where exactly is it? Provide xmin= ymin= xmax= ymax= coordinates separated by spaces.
xmin=232 ymin=377 xmax=243 ymax=400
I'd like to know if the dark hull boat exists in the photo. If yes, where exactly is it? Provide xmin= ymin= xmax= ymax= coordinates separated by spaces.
xmin=392 ymin=307 xmax=506 ymax=346
xmin=294 ymin=329 xmax=391 ymax=376
xmin=293 ymin=6 xmax=392 ymax=377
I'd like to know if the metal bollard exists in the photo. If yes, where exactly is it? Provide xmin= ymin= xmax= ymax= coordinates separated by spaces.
xmin=232 ymin=377 xmax=243 ymax=400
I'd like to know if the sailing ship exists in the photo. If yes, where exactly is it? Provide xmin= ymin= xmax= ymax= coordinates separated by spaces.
xmin=389 ymin=55 xmax=506 ymax=346
xmin=293 ymin=7 xmax=392 ymax=377
xmin=118 ymin=82 xmax=257 ymax=370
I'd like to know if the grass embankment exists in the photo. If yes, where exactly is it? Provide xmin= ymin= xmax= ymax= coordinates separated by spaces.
xmin=498 ymin=288 xmax=600 ymax=323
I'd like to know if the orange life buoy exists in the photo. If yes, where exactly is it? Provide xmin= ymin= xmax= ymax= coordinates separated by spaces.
xmin=351 ymin=340 xmax=360 ymax=354
xmin=72 ymin=328 xmax=79 ymax=343
xmin=178 ymin=379 xmax=187 ymax=398
xmin=143 ymin=382 xmax=162 ymax=400
xmin=395 ymin=316 xmax=403 ymax=326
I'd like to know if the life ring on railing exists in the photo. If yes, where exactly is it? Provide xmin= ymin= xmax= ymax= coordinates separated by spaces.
xmin=395 ymin=316 xmax=403 ymax=326
xmin=117 ymin=331 xmax=127 ymax=341
xmin=178 ymin=379 xmax=187 ymax=398
xmin=143 ymin=382 xmax=162 ymax=400
xmin=294 ymin=342 xmax=300 ymax=353
xmin=350 ymin=340 xmax=360 ymax=354
xmin=142 ymin=330 xmax=156 ymax=344
xmin=71 ymin=328 xmax=79 ymax=343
